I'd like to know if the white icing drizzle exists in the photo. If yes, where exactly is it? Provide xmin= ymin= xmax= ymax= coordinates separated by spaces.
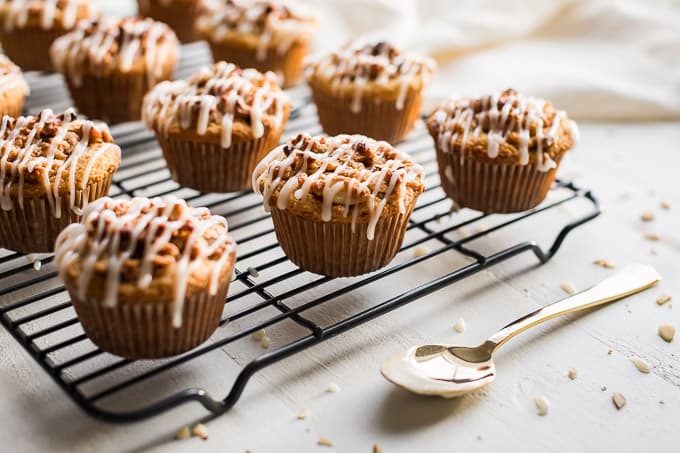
xmin=0 ymin=108 xmax=120 ymax=217
xmin=50 ymin=17 xmax=178 ymax=88
xmin=306 ymin=40 xmax=435 ymax=113
xmin=0 ymin=54 xmax=29 ymax=95
xmin=54 ymin=196 xmax=237 ymax=328
xmin=197 ymin=0 xmax=317 ymax=61
xmin=143 ymin=62 xmax=289 ymax=148
xmin=430 ymin=89 xmax=576 ymax=172
xmin=253 ymin=134 xmax=423 ymax=240
xmin=1 ymin=0 xmax=89 ymax=31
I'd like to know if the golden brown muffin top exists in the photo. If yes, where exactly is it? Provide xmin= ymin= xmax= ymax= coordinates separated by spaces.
xmin=0 ymin=54 xmax=28 ymax=94
xmin=253 ymin=133 xmax=425 ymax=240
xmin=50 ymin=17 xmax=179 ymax=87
xmin=0 ymin=108 xmax=120 ymax=216
xmin=54 ymin=196 xmax=237 ymax=326
xmin=143 ymin=62 xmax=290 ymax=147
xmin=427 ymin=88 xmax=578 ymax=171
xmin=196 ymin=0 xmax=317 ymax=59
xmin=0 ymin=0 xmax=95 ymax=31
xmin=305 ymin=40 xmax=435 ymax=112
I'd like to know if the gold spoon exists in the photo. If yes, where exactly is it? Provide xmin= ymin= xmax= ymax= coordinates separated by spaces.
xmin=381 ymin=264 xmax=661 ymax=398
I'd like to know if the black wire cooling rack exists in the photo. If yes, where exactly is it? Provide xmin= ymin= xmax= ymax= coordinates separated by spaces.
xmin=0 ymin=42 xmax=600 ymax=423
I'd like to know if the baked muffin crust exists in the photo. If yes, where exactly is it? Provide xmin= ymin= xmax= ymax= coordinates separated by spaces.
xmin=253 ymin=133 xmax=424 ymax=240
xmin=0 ymin=54 xmax=28 ymax=93
xmin=427 ymin=88 xmax=578 ymax=171
xmin=143 ymin=62 xmax=290 ymax=147
xmin=55 ymin=196 xmax=237 ymax=327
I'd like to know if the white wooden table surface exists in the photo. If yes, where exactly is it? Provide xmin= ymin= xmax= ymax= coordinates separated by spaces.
xmin=2 ymin=2 xmax=679 ymax=452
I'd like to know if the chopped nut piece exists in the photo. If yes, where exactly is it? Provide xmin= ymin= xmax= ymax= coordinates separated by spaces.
xmin=533 ymin=396 xmax=549 ymax=416
xmin=260 ymin=335 xmax=271 ymax=349
xmin=593 ymin=259 xmax=616 ymax=269
xmin=296 ymin=408 xmax=311 ymax=420
xmin=607 ymin=349 xmax=613 ymax=355
xmin=630 ymin=356 xmax=654 ymax=373
xmin=191 ymin=423 xmax=208 ymax=440
xmin=413 ymin=245 xmax=430 ymax=257
xmin=568 ymin=368 xmax=577 ymax=380
xmin=640 ymin=211 xmax=655 ymax=222
xmin=373 ymin=444 xmax=383 ymax=453
xmin=560 ymin=281 xmax=577 ymax=295
xmin=326 ymin=383 xmax=341 ymax=393
xmin=317 ymin=437 xmax=333 ymax=447
xmin=247 ymin=266 xmax=260 ymax=278
xmin=660 ymin=201 xmax=670 ymax=210
xmin=612 ymin=392 xmax=626 ymax=410
xmin=251 ymin=329 xmax=266 ymax=341
xmin=645 ymin=233 xmax=661 ymax=241
xmin=656 ymin=294 xmax=672 ymax=306
xmin=658 ymin=323 xmax=675 ymax=342
xmin=454 ymin=318 xmax=466 ymax=333
xmin=175 ymin=426 xmax=190 ymax=440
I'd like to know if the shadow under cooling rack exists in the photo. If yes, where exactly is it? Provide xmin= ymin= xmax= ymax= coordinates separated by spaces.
xmin=0 ymin=41 xmax=600 ymax=422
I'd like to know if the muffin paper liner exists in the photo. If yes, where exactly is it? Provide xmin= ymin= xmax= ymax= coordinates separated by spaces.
xmin=270 ymin=206 xmax=414 ymax=277
xmin=0 ymin=172 xmax=114 ymax=253
xmin=156 ymin=130 xmax=282 ymax=193
xmin=0 ymin=27 xmax=64 ymax=71
xmin=434 ymin=146 xmax=565 ymax=213
xmin=208 ymin=40 xmax=309 ymax=88
xmin=310 ymin=87 xmax=422 ymax=144
xmin=68 ymin=281 xmax=230 ymax=359
xmin=0 ymin=86 xmax=26 ymax=117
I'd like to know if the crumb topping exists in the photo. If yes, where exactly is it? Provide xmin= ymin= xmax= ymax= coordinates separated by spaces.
xmin=143 ymin=62 xmax=289 ymax=147
xmin=0 ymin=0 xmax=94 ymax=31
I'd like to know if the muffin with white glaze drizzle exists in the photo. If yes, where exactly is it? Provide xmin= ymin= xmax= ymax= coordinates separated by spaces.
xmin=55 ymin=196 xmax=237 ymax=359
xmin=253 ymin=133 xmax=424 ymax=277
xmin=50 ymin=17 xmax=179 ymax=124
xmin=427 ymin=88 xmax=578 ymax=213
xmin=0 ymin=55 xmax=29 ymax=117
xmin=196 ymin=0 xmax=317 ymax=88
xmin=0 ymin=108 xmax=121 ymax=253
xmin=143 ymin=61 xmax=290 ymax=192
xmin=305 ymin=40 xmax=436 ymax=144
xmin=137 ymin=0 xmax=202 ymax=43
xmin=0 ymin=0 xmax=97 ymax=71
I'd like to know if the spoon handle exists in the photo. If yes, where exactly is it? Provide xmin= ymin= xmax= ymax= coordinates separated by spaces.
xmin=486 ymin=264 xmax=661 ymax=352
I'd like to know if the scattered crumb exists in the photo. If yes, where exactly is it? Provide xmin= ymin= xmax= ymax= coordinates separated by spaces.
xmin=612 ymin=392 xmax=626 ymax=410
xmin=191 ymin=423 xmax=208 ymax=440
xmin=433 ymin=213 xmax=442 ymax=224
xmin=454 ymin=317 xmax=466 ymax=333
xmin=26 ymin=254 xmax=41 ymax=271
xmin=656 ymin=294 xmax=672 ymax=306
xmin=247 ymin=266 xmax=260 ymax=278
xmin=373 ymin=444 xmax=383 ymax=453
xmin=640 ymin=211 xmax=655 ymax=222
xmin=251 ymin=329 xmax=266 ymax=341
xmin=326 ymin=383 xmax=341 ymax=394
xmin=475 ymin=225 xmax=487 ymax=233
xmin=607 ymin=349 xmax=613 ymax=355
xmin=260 ymin=334 xmax=271 ymax=349
xmin=630 ymin=356 xmax=654 ymax=373
xmin=560 ymin=281 xmax=577 ymax=295
xmin=593 ymin=259 xmax=616 ymax=269
xmin=601 ymin=386 xmax=607 ymax=391
xmin=645 ymin=233 xmax=661 ymax=241
xmin=568 ymin=368 xmax=578 ymax=380
xmin=533 ymin=396 xmax=549 ymax=416
xmin=317 ymin=437 xmax=333 ymax=447
xmin=413 ymin=245 xmax=430 ymax=257
xmin=659 ymin=400 xmax=665 ymax=405
xmin=296 ymin=408 xmax=311 ymax=420
xmin=658 ymin=324 xmax=675 ymax=342
xmin=660 ymin=201 xmax=670 ymax=210
xmin=175 ymin=426 xmax=190 ymax=441
xmin=449 ymin=201 xmax=460 ymax=214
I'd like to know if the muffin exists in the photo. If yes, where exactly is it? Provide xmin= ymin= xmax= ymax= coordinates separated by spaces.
xmin=427 ymin=88 xmax=578 ymax=213
xmin=143 ymin=61 xmax=290 ymax=192
xmin=137 ymin=0 xmax=201 ymax=43
xmin=253 ymin=133 xmax=425 ymax=277
xmin=0 ymin=55 xmax=29 ymax=116
xmin=196 ymin=0 xmax=317 ymax=88
xmin=0 ymin=0 xmax=97 ymax=72
xmin=0 ymin=108 xmax=121 ymax=253
xmin=54 ymin=196 xmax=237 ymax=359
xmin=305 ymin=40 xmax=436 ymax=144
xmin=50 ymin=17 xmax=179 ymax=124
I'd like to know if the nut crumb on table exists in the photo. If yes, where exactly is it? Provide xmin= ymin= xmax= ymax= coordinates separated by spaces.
xmin=533 ymin=396 xmax=549 ymax=416
xmin=612 ymin=392 xmax=626 ymax=410
xmin=640 ymin=211 xmax=655 ymax=222
xmin=317 ymin=437 xmax=333 ymax=447
xmin=656 ymin=294 xmax=672 ymax=306
xmin=658 ymin=324 xmax=675 ymax=342
xmin=593 ymin=259 xmax=616 ymax=269
xmin=560 ymin=281 xmax=577 ymax=295
xmin=630 ymin=356 xmax=654 ymax=373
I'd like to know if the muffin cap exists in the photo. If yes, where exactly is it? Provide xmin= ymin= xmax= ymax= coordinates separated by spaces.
xmin=54 ymin=196 xmax=237 ymax=327
xmin=305 ymin=40 xmax=436 ymax=113
xmin=0 ymin=0 xmax=95 ymax=31
xmin=427 ymin=88 xmax=578 ymax=172
xmin=0 ymin=108 xmax=121 ymax=217
xmin=253 ymin=133 xmax=425 ymax=240
xmin=196 ymin=0 xmax=317 ymax=60
xmin=0 ymin=54 xmax=29 ymax=95
xmin=50 ymin=17 xmax=179 ymax=87
xmin=143 ymin=61 xmax=290 ymax=147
